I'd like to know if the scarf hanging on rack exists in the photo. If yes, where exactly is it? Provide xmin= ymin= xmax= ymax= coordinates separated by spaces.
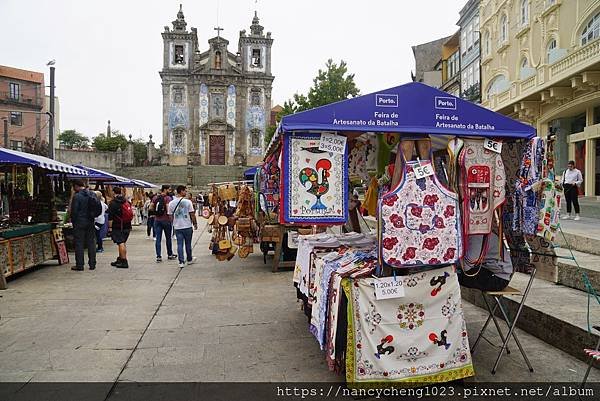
xmin=513 ymin=138 xmax=545 ymax=236
xmin=536 ymin=138 xmax=562 ymax=242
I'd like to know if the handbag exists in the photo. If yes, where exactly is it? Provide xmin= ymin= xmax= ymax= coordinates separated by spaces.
xmin=218 ymin=239 xmax=232 ymax=250
xmin=219 ymin=184 xmax=238 ymax=201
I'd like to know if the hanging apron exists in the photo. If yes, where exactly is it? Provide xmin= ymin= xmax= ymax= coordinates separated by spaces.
xmin=458 ymin=139 xmax=506 ymax=236
xmin=379 ymin=149 xmax=462 ymax=269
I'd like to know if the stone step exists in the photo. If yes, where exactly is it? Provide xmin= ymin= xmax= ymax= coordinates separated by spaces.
xmin=561 ymin=197 xmax=600 ymax=219
xmin=555 ymin=247 xmax=600 ymax=293
xmin=555 ymin=218 xmax=600 ymax=256
xmin=116 ymin=165 xmax=252 ymax=189
xmin=461 ymin=273 xmax=600 ymax=367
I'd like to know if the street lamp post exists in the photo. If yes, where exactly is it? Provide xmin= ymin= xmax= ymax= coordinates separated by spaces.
xmin=47 ymin=60 xmax=56 ymax=159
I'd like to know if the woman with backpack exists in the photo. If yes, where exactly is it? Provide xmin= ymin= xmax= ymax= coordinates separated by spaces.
xmin=107 ymin=186 xmax=133 ymax=269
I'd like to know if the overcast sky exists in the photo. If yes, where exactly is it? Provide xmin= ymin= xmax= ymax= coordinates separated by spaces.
xmin=1 ymin=0 xmax=465 ymax=144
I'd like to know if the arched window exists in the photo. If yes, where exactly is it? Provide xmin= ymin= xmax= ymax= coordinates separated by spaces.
xmin=581 ymin=10 xmax=600 ymax=45
xmin=546 ymin=38 xmax=557 ymax=62
xmin=483 ymin=30 xmax=491 ymax=56
xmin=214 ymin=51 xmax=222 ymax=69
xmin=521 ymin=57 xmax=528 ymax=69
xmin=520 ymin=0 xmax=529 ymax=26
xmin=486 ymin=75 xmax=509 ymax=99
xmin=499 ymin=14 xmax=508 ymax=44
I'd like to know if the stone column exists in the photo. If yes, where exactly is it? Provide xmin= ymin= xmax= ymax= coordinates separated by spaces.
xmin=553 ymin=117 xmax=572 ymax=175
xmin=585 ymin=138 xmax=595 ymax=197
xmin=127 ymin=134 xmax=135 ymax=166
xmin=147 ymin=135 xmax=155 ymax=164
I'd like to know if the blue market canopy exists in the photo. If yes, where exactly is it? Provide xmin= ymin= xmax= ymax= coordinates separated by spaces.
xmin=244 ymin=165 xmax=259 ymax=180
xmin=131 ymin=179 xmax=158 ymax=188
xmin=279 ymin=82 xmax=535 ymax=139
xmin=0 ymin=147 xmax=88 ymax=175
xmin=71 ymin=165 xmax=130 ymax=182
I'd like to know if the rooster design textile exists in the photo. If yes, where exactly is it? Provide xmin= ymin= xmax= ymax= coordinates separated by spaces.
xmin=343 ymin=266 xmax=474 ymax=385
xmin=379 ymin=160 xmax=462 ymax=268
xmin=282 ymin=133 xmax=348 ymax=224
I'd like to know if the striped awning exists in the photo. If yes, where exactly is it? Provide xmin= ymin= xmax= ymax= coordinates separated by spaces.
xmin=0 ymin=147 xmax=88 ymax=175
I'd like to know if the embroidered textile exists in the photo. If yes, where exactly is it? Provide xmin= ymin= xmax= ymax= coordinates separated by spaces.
xmin=343 ymin=266 xmax=474 ymax=385
xmin=501 ymin=141 xmax=531 ymax=273
xmin=536 ymin=140 xmax=562 ymax=242
xmin=459 ymin=139 xmax=506 ymax=235
xmin=363 ymin=177 xmax=379 ymax=217
xmin=513 ymin=138 xmax=545 ymax=236
xmin=282 ymin=133 xmax=348 ymax=224
xmin=379 ymin=160 xmax=462 ymax=268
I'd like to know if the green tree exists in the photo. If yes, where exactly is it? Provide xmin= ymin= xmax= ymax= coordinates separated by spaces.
xmin=293 ymin=59 xmax=360 ymax=112
xmin=58 ymin=129 xmax=89 ymax=149
xmin=132 ymin=139 xmax=148 ymax=166
xmin=93 ymin=131 xmax=129 ymax=152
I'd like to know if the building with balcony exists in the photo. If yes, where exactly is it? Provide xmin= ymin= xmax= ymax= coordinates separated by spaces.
xmin=441 ymin=31 xmax=462 ymax=96
xmin=0 ymin=65 xmax=46 ymax=151
xmin=458 ymin=0 xmax=481 ymax=102
xmin=480 ymin=0 xmax=600 ymax=195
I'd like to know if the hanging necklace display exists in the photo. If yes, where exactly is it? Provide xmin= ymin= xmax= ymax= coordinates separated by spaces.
xmin=446 ymin=137 xmax=464 ymax=192
xmin=379 ymin=140 xmax=462 ymax=269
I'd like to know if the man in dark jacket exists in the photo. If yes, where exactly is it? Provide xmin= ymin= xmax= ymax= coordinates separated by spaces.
xmin=107 ymin=187 xmax=131 ymax=268
xmin=70 ymin=180 xmax=97 ymax=271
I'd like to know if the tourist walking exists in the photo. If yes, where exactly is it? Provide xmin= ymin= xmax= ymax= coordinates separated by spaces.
xmin=93 ymin=191 xmax=109 ymax=253
xmin=168 ymin=185 xmax=198 ymax=268
xmin=70 ymin=180 xmax=102 ymax=271
xmin=196 ymin=192 xmax=204 ymax=215
xmin=144 ymin=193 xmax=155 ymax=240
xmin=107 ymin=187 xmax=133 ymax=268
xmin=151 ymin=185 xmax=176 ymax=262
xmin=562 ymin=160 xmax=583 ymax=221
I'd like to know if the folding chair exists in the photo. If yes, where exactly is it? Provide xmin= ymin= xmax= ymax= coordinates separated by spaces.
xmin=581 ymin=325 xmax=600 ymax=389
xmin=471 ymin=268 xmax=536 ymax=375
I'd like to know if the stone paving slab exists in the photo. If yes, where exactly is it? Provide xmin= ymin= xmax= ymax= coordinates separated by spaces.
xmin=1 ymin=223 xmax=599 ymax=386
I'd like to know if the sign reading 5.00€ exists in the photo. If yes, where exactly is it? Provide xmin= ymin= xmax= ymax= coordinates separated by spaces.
xmin=319 ymin=133 xmax=347 ymax=154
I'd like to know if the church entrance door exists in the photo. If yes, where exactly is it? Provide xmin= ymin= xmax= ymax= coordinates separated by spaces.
xmin=209 ymin=135 xmax=226 ymax=165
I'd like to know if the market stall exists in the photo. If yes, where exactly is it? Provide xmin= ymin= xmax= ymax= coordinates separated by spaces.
xmin=0 ymin=147 xmax=89 ymax=287
xmin=263 ymin=82 xmax=551 ymax=386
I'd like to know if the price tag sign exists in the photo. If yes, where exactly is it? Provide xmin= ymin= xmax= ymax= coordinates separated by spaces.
xmin=484 ymin=139 xmax=503 ymax=154
xmin=374 ymin=277 xmax=405 ymax=300
xmin=413 ymin=162 xmax=435 ymax=179
xmin=319 ymin=133 xmax=347 ymax=154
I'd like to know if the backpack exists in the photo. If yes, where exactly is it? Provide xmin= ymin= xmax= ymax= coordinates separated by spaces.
xmin=119 ymin=201 xmax=134 ymax=224
xmin=87 ymin=192 xmax=103 ymax=219
xmin=155 ymin=195 xmax=167 ymax=217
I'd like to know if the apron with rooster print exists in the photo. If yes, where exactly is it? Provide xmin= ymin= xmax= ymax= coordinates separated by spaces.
xmin=379 ymin=158 xmax=462 ymax=269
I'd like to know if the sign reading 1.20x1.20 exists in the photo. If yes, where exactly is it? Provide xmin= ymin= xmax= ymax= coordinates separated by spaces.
xmin=374 ymin=276 xmax=405 ymax=300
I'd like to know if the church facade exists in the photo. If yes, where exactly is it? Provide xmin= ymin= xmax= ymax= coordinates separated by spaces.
xmin=160 ymin=6 xmax=274 ymax=166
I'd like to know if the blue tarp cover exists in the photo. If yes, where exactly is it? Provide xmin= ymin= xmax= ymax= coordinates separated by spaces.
xmin=0 ymin=147 xmax=88 ymax=175
xmin=280 ymin=82 xmax=535 ymax=139
xmin=244 ymin=166 xmax=259 ymax=180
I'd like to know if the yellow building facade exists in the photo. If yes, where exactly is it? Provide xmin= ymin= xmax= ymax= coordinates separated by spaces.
xmin=480 ymin=0 xmax=600 ymax=195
